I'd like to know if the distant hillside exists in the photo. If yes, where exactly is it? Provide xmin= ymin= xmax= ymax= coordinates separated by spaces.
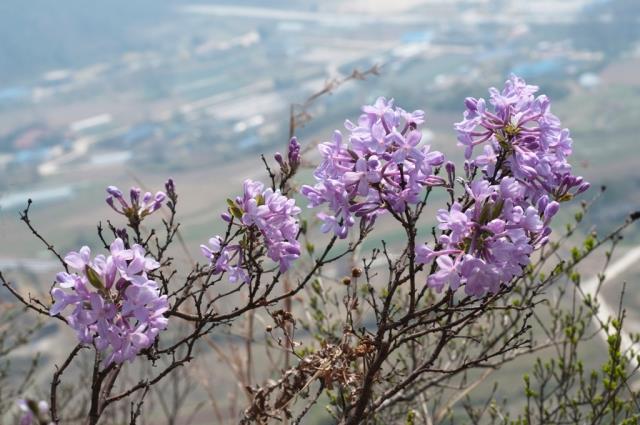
xmin=0 ymin=0 xmax=181 ymax=84
xmin=572 ymin=0 xmax=640 ymax=58
xmin=0 ymin=0 xmax=290 ymax=86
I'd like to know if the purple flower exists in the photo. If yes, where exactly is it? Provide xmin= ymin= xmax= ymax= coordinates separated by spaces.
xmin=17 ymin=399 xmax=53 ymax=425
xmin=343 ymin=157 xmax=381 ymax=196
xmin=455 ymin=75 xmax=588 ymax=203
xmin=302 ymin=97 xmax=445 ymax=238
xmin=428 ymin=255 xmax=461 ymax=293
xmin=200 ymin=236 xmax=223 ymax=261
xmin=50 ymin=238 xmax=168 ymax=366
xmin=316 ymin=212 xmax=350 ymax=239
xmin=418 ymin=178 xmax=557 ymax=297
xmin=63 ymin=246 xmax=91 ymax=270
xmin=437 ymin=202 xmax=469 ymax=243
xmin=411 ymin=75 xmax=589 ymax=297
xmin=106 ymin=185 xmax=166 ymax=221
xmin=201 ymin=179 xmax=301 ymax=280
xmin=460 ymin=256 xmax=501 ymax=297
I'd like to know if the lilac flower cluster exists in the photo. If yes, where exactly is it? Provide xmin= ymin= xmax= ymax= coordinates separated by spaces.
xmin=301 ymin=97 xmax=445 ymax=238
xmin=50 ymin=239 xmax=168 ymax=365
xmin=16 ymin=399 xmax=53 ymax=425
xmin=201 ymin=179 xmax=301 ymax=281
xmin=455 ymin=74 xmax=589 ymax=202
xmin=415 ymin=76 xmax=588 ymax=297
xmin=417 ymin=177 xmax=560 ymax=297
xmin=106 ymin=186 xmax=166 ymax=221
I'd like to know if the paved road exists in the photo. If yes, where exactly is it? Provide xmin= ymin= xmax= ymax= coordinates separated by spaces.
xmin=580 ymin=246 xmax=640 ymax=370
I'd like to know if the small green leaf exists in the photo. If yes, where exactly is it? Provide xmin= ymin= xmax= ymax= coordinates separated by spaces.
xmin=85 ymin=265 xmax=105 ymax=292
xmin=226 ymin=199 xmax=244 ymax=219
xmin=478 ymin=201 xmax=492 ymax=224
xmin=583 ymin=234 xmax=596 ymax=251
xmin=492 ymin=199 xmax=505 ymax=220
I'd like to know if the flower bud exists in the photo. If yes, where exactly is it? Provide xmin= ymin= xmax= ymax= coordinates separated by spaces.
xmin=130 ymin=187 xmax=141 ymax=205
xmin=107 ymin=186 xmax=123 ymax=198
xmin=576 ymin=182 xmax=590 ymax=195
xmin=543 ymin=201 xmax=560 ymax=222
xmin=464 ymin=97 xmax=478 ymax=111
xmin=287 ymin=137 xmax=301 ymax=169
xmin=165 ymin=178 xmax=176 ymax=198
xmin=445 ymin=160 xmax=455 ymax=176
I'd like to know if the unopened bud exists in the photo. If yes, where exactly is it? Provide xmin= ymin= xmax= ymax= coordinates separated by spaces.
xmin=576 ymin=182 xmax=590 ymax=195
xmin=445 ymin=161 xmax=455 ymax=174
xmin=165 ymin=178 xmax=175 ymax=195
xmin=464 ymin=97 xmax=478 ymax=111
xmin=287 ymin=137 xmax=301 ymax=169
xmin=543 ymin=201 xmax=560 ymax=222
xmin=274 ymin=152 xmax=284 ymax=166
xmin=130 ymin=187 xmax=141 ymax=205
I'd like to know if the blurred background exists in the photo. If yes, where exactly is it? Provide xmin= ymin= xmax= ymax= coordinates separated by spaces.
xmin=1 ymin=0 xmax=639 ymax=422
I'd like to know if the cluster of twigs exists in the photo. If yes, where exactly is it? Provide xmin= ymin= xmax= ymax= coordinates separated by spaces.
xmin=239 ymin=185 xmax=640 ymax=425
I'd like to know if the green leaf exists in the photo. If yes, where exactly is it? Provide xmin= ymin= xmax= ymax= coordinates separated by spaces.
xmin=85 ymin=265 xmax=105 ymax=292
xmin=491 ymin=199 xmax=505 ymax=220
xmin=306 ymin=242 xmax=315 ymax=255
xmin=227 ymin=199 xmax=244 ymax=219
xmin=574 ymin=211 xmax=584 ymax=223
xmin=479 ymin=201 xmax=492 ymax=224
